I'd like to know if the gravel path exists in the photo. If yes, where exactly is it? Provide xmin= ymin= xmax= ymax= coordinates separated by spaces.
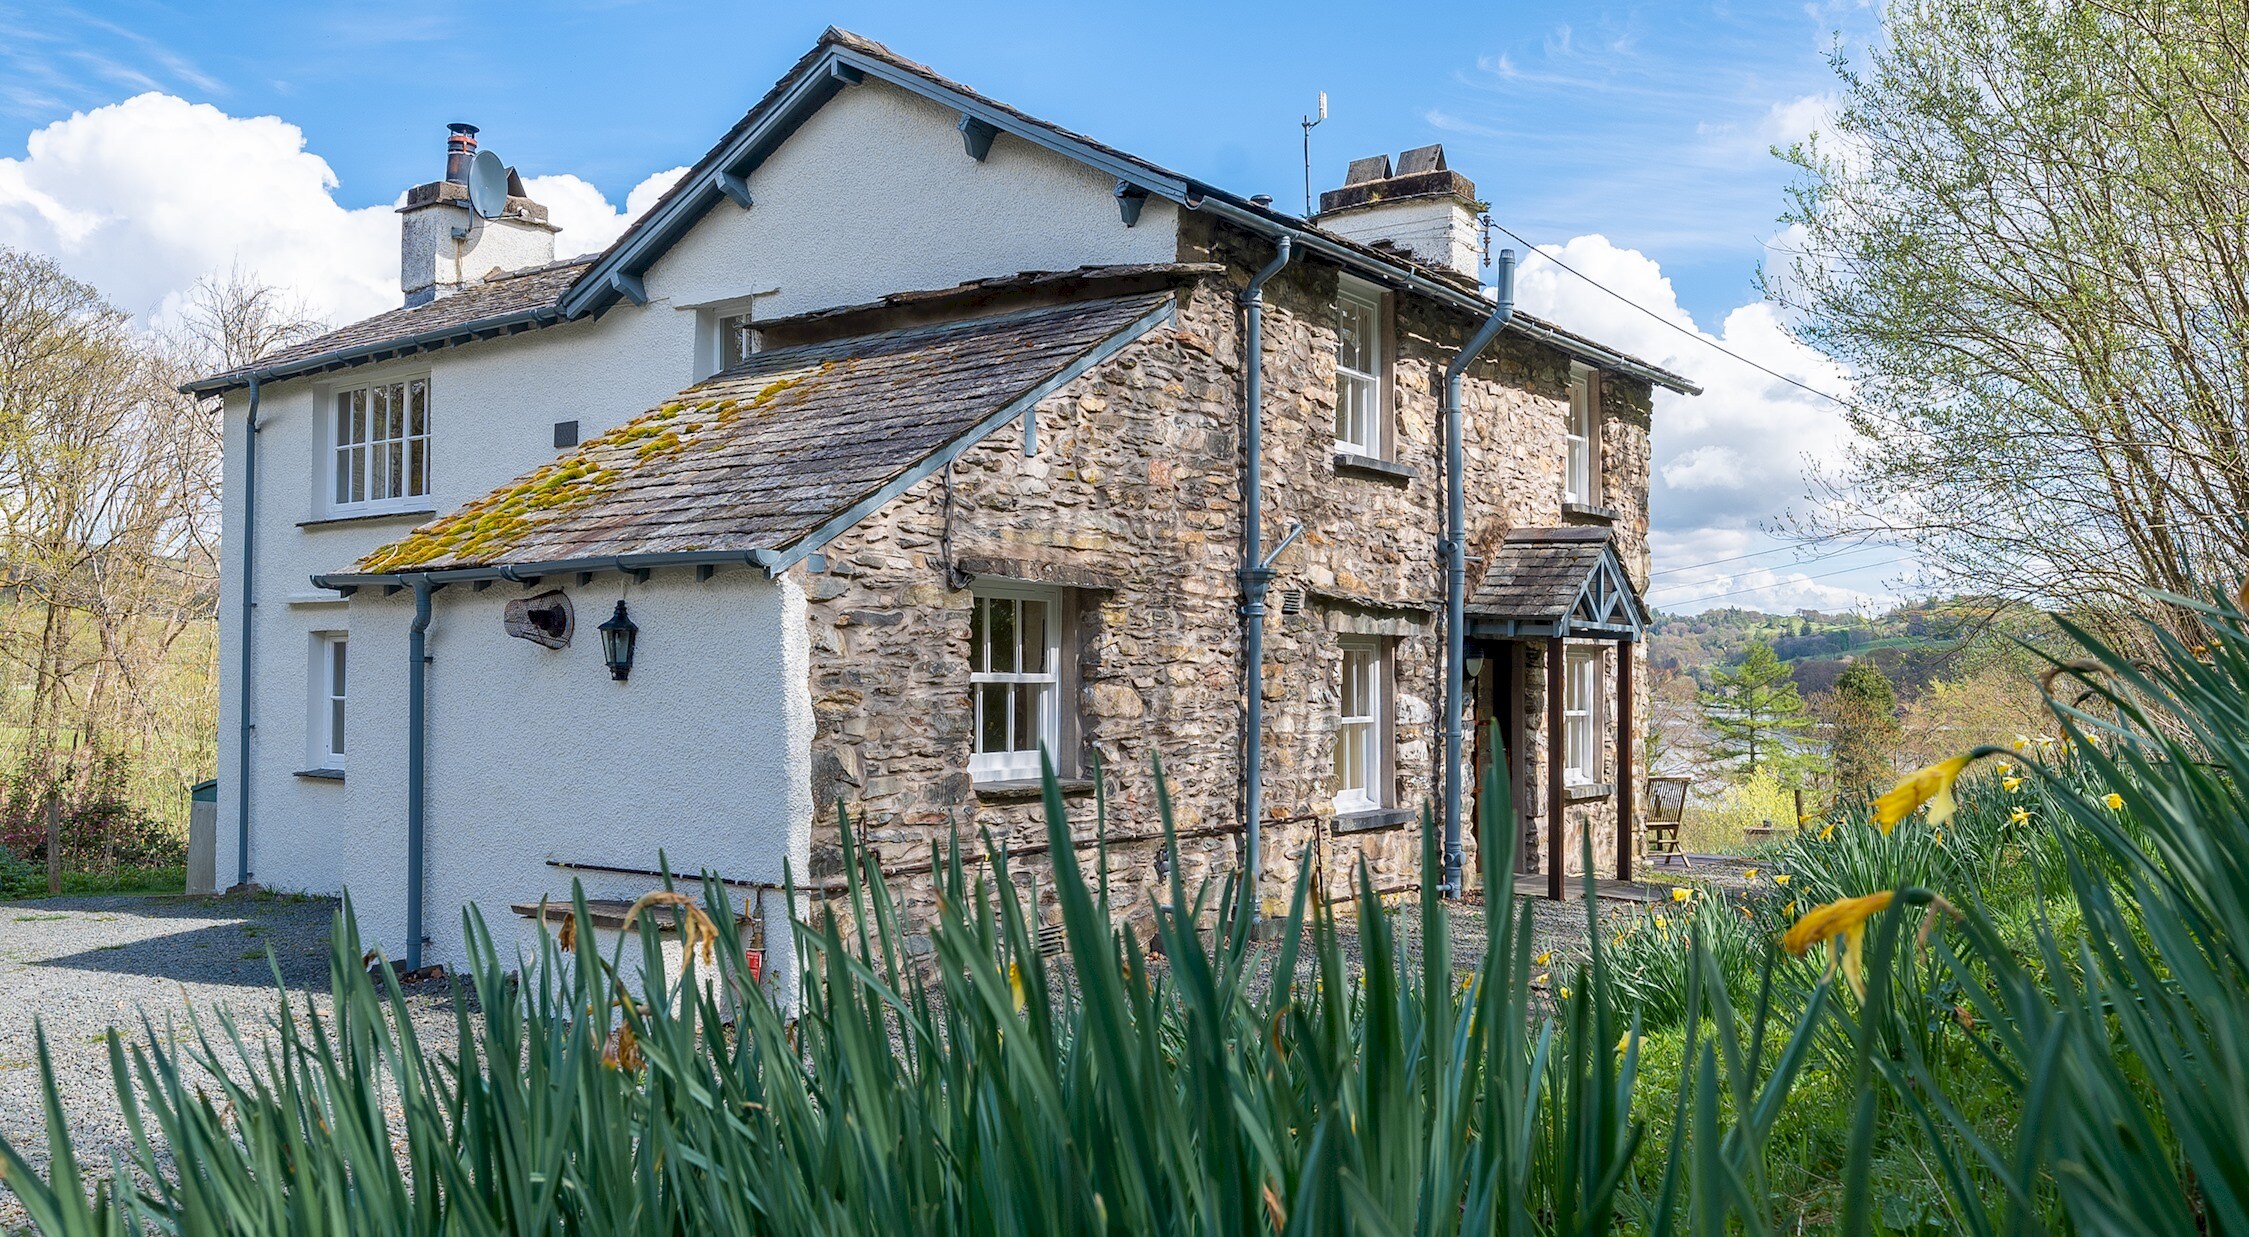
xmin=0 ymin=892 xmax=459 ymax=1228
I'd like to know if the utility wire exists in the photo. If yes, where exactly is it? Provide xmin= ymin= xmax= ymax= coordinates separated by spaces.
xmin=1649 ymin=534 xmax=1887 ymax=579
xmin=1490 ymin=221 xmax=1861 ymax=413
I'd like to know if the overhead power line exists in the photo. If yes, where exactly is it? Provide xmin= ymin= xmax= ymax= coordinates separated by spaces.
xmin=1490 ymin=220 xmax=1860 ymax=413
xmin=1649 ymin=534 xmax=1887 ymax=580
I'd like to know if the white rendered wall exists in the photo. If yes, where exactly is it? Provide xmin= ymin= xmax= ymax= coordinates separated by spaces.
xmin=213 ymin=72 xmax=1179 ymax=984
xmin=338 ymin=570 xmax=813 ymax=999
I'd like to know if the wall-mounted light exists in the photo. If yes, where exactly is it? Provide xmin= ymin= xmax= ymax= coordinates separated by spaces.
xmin=598 ymin=601 xmax=638 ymax=681
xmin=1465 ymin=652 xmax=1487 ymax=679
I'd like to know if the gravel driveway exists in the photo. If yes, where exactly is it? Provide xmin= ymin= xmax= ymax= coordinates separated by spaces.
xmin=0 ymin=892 xmax=458 ymax=1227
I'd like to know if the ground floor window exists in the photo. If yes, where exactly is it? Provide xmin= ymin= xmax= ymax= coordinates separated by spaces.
xmin=1332 ymin=636 xmax=1389 ymax=812
xmin=1563 ymin=643 xmax=1600 ymax=784
xmin=968 ymin=586 xmax=1065 ymax=782
xmin=313 ymin=633 xmax=347 ymax=768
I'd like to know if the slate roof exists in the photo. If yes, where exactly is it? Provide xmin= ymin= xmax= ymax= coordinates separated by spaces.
xmin=1467 ymin=527 xmax=1650 ymax=637
xmin=185 ymin=258 xmax=591 ymax=395
xmin=343 ymin=292 xmax=1174 ymax=578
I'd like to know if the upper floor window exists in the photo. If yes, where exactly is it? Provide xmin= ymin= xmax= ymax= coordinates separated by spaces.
xmin=968 ymin=585 xmax=1067 ymax=783
xmin=1563 ymin=643 xmax=1601 ymax=785
xmin=1334 ymin=282 xmax=1386 ymax=457
xmin=1565 ymin=363 xmax=1597 ymax=505
xmin=331 ymin=377 xmax=430 ymax=513
xmin=719 ymin=311 xmax=762 ymax=370
xmin=1332 ymin=637 xmax=1390 ymax=812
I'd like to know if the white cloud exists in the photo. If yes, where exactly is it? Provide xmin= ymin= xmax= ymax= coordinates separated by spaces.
xmin=0 ymin=93 xmax=682 ymax=330
xmin=1511 ymin=233 xmax=1898 ymax=613
xmin=526 ymin=166 xmax=688 ymax=259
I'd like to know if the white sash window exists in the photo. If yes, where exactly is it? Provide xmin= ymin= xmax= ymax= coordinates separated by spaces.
xmin=331 ymin=377 xmax=430 ymax=513
xmin=968 ymin=586 xmax=1063 ymax=783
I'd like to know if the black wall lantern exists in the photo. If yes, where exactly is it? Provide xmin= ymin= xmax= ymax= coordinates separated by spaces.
xmin=597 ymin=600 xmax=639 ymax=681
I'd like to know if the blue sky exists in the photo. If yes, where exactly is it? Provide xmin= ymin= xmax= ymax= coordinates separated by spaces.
xmin=3 ymin=0 xmax=1900 ymax=611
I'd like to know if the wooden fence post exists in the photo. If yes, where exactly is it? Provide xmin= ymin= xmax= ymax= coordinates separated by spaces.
xmin=45 ymin=792 xmax=61 ymax=896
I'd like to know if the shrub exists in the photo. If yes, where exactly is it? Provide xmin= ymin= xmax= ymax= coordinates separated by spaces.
xmin=0 ymin=749 xmax=183 ymax=877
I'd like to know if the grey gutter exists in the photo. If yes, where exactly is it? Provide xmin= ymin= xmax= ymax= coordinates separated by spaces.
xmin=1237 ymin=237 xmax=1293 ymax=929
xmin=313 ymin=549 xmax=784 ymax=593
xmin=234 ymin=377 xmax=261 ymax=889
xmin=185 ymin=304 xmax=566 ymax=398
xmin=1439 ymin=250 xmax=1517 ymax=900
xmin=555 ymin=42 xmax=1701 ymax=398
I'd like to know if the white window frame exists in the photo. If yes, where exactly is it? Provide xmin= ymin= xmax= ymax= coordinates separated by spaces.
xmin=967 ymin=584 xmax=1065 ymax=784
xmin=1332 ymin=637 xmax=1388 ymax=812
xmin=1564 ymin=362 xmax=1597 ymax=505
xmin=716 ymin=310 xmax=761 ymax=371
xmin=327 ymin=375 xmax=432 ymax=515
xmin=1334 ymin=281 xmax=1386 ymax=457
xmin=312 ymin=633 xmax=347 ymax=770
xmin=1563 ymin=642 xmax=1601 ymax=785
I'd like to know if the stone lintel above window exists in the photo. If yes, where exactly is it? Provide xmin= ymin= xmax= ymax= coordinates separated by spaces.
xmin=1308 ymin=592 xmax=1431 ymax=639
xmin=951 ymin=553 xmax=1122 ymax=592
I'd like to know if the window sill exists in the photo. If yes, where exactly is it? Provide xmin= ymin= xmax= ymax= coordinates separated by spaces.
xmin=294 ymin=768 xmax=345 ymax=782
xmin=1332 ymin=806 xmax=1414 ymax=835
xmin=972 ymin=777 xmax=1096 ymax=802
xmin=1331 ymin=452 xmax=1418 ymax=484
xmin=1564 ymin=781 xmax=1614 ymax=803
xmin=1561 ymin=501 xmax=1618 ymax=523
xmin=299 ymin=509 xmax=437 ymax=529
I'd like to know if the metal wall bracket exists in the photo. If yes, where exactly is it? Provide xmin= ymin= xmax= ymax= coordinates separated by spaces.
xmin=1114 ymin=181 xmax=1149 ymax=227
xmin=958 ymin=115 xmax=998 ymax=161
xmin=712 ymin=171 xmax=753 ymax=209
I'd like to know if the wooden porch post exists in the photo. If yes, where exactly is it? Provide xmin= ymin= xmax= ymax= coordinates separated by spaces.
xmin=1616 ymin=638 xmax=1635 ymax=883
xmin=1547 ymin=636 xmax=1565 ymax=901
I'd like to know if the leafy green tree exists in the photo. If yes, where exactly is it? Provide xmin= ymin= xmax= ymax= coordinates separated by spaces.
xmin=1697 ymin=641 xmax=1818 ymax=783
xmin=1825 ymin=660 xmax=1900 ymax=796
xmin=1771 ymin=0 xmax=2249 ymax=636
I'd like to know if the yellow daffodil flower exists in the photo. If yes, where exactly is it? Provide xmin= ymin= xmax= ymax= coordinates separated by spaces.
xmin=1008 ymin=961 xmax=1027 ymax=1014
xmin=2012 ymin=735 xmax=2030 ymax=752
xmin=1783 ymin=891 xmax=1896 ymax=998
xmin=2010 ymin=807 xmax=2029 ymax=825
xmin=1534 ymin=950 xmax=1553 ymax=967
xmin=1773 ymin=873 xmax=1791 ymax=885
xmin=1615 ymin=1031 xmax=1635 ymax=1055
xmin=1559 ymin=986 xmax=1572 ymax=1000
xmin=1995 ymin=763 xmax=2011 ymax=777
xmin=1671 ymin=887 xmax=1693 ymax=903
xmin=1653 ymin=914 xmax=1667 ymax=927
xmin=1933 ymin=830 xmax=1944 ymax=846
xmin=1874 ymin=756 xmax=1973 ymax=833
xmin=1743 ymin=868 xmax=1760 ymax=881
xmin=2002 ymin=776 xmax=2023 ymax=792
xmin=2105 ymin=793 xmax=2124 ymax=810
xmin=1819 ymin=823 xmax=1837 ymax=842
xmin=1783 ymin=900 xmax=1797 ymax=916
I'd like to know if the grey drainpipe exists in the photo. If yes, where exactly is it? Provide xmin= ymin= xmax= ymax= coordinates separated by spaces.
xmin=1440 ymin=250 xmax=1515 ymax=898
xmin=405 ymin=577 xmax=435 ymax=971
xmin=1239 ymin=236 xmax=1292 ymax=925
xmin=234 ymin=377 xmax=261 ymax=889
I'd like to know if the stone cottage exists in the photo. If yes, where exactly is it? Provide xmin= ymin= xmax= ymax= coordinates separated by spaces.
xmin=188 ymin=29 xmax=1698 ymax=985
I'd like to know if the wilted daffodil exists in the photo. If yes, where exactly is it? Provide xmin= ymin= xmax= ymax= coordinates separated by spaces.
xmin=1783 ymin=891 xmax=1895 ymax=998
xmin=1874 ymin=756 xmax=1974 ymax=833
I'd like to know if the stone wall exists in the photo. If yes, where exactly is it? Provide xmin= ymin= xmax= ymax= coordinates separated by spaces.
xmin=789 ymin=227 xmax=1655 ymax=943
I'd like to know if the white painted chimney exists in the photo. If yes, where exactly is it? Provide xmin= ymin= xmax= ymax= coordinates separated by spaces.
xmin=398 ymin=124 xmax=559 ymax=307
xmin=1313 ymin=145 xmax=1483 ymax=280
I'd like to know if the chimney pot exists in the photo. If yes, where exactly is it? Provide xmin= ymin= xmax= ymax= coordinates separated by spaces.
xmin=445 ymin=123 xmax=480 ymax=185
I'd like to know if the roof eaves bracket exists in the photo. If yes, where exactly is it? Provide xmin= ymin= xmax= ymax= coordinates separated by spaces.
xmin=608 ymin=271 xmax=648 ymax=306
xmin=958 ymin=115 xmax=998 ymax=162
xmin=829 ymin=61 xmax=864 ymax=86
xmin=712 ymin=171 xmax=753 ymax=210
xmin=1114 ymin=181 xmax=1149 ymax=227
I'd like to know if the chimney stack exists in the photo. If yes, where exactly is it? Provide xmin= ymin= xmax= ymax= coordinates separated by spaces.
xmin=1313 ymin=144 xmax=1484 ymax=280
xmin=398 ymin=122 xmax=559 ymax=307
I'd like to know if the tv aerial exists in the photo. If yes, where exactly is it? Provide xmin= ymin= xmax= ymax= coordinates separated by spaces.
xmin=467 ymin=148 xmax=510 ymax=220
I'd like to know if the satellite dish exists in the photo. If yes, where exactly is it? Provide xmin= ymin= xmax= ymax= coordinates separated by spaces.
xmin=467 ymin=149 xmax=509 ymax=220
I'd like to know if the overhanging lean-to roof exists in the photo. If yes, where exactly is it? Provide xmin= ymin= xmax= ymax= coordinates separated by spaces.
xmin=313 ymin=292 xmax=1178 ymax=592
xmin=1466 ymin=527 xmax=1650 ymax=642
